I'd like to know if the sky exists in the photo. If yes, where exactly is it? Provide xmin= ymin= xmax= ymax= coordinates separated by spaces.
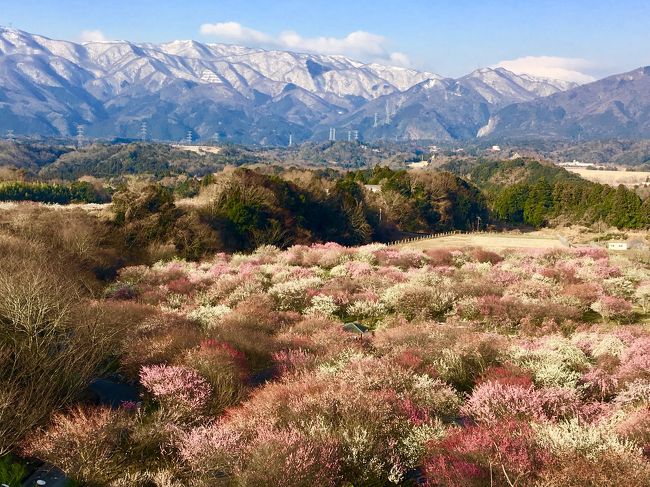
xmin=2 ymin=0 xmax=650 ymax=82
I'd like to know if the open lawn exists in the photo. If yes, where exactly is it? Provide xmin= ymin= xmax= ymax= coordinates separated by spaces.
xmin=567 ymin=167 xmax=650 ymax=187
xmin=399 ymin=231 xmax=567 ymax=250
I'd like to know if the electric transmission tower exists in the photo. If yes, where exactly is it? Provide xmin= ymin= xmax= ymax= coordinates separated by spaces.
xmin=139 ymin=121 xmax=148 ymax=142
xmin=329 ymin=127 xmax=336 ymax=142
xmin=288 ymin=133 xmax=293 ymax=147
xmin=6 ymin=129 xmax=14 ymax=141
xmin=373 ymin=113 xmax=379 ymax=128
xmin=76 ymin=125 xmax=85 ymax=148
xmin=385 ymin=102 xmax=391 ymax=125
xmin=186 ymin=130 xmax=193 ymax=145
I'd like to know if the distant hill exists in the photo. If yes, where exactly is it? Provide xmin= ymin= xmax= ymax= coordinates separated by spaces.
xmin=0 ymin=141 xmax=261 ymax=179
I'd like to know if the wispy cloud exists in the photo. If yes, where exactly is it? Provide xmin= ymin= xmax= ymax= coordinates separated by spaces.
xmin=199 ymin=21 xmax=411 ymax=67
xmin=493 ymin=56 xmax=596 ymax=84
xmin=79 ymin=29 xmax=108 ymax=43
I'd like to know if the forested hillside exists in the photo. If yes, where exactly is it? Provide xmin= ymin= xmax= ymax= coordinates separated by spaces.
xmin=443 ymin=158 xmax=650 ymax=228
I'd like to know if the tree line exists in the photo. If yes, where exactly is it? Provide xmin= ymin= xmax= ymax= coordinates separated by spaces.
xmin=0 ymin=181 xmax=108 ymax=204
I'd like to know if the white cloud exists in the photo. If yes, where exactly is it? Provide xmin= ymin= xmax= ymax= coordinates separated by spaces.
xmin=199 ymin=21 xmax=410 ymax=67
xmin=493 ymin=56 xmax=596 ymax=84
xmin=80 ymin=29 xmax=108 ymax=43
xmin=199 ymin=22 xmax=271 ymax=44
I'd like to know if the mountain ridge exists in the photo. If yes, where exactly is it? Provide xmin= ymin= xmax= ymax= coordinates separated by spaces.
xmin=0 ymin=27 xmax=596 ymax=143
xmin=480 ymin=66 xmax=650 ymax=140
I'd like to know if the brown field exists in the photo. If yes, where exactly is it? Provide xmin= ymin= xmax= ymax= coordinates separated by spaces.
xmin=566 ymin=168 xmax=650 ymax=187
xmin=172 ymin=144 xmax=222 ymax=155
xmin=398 ymin=231 xmax=567 ymax=251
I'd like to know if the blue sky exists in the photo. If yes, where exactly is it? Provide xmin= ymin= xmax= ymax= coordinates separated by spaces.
xmin=3 ymin=0 xmax=650 ymax=81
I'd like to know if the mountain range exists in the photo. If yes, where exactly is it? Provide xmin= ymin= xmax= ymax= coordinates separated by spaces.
xmin=1 ymin=27 xmax=648 ymax=143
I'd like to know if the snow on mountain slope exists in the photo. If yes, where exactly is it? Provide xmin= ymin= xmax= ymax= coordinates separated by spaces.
xmin=459 ymin=67 xmax=578 ymax=106
xmin=0 ymin=27 xmax=578 ymax=142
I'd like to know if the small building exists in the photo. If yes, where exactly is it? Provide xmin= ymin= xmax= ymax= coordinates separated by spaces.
xmin=363 ymin=184 xmax=382 ymax=193
xmin=558 ymin=160 xmax=596 ymax=168
xmin=607 ymin=241 xmax=629 ymax=251
xmin=408 ymin=160 xmax=430 ymax=169
xmin=491 ymin=145 xmax=501 ymax=152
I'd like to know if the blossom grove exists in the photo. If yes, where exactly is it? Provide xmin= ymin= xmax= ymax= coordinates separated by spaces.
xmin=23 ymin=242 xmax=650 ymax=486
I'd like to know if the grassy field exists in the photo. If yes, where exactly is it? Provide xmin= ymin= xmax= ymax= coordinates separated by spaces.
xmin=566 ymin=167 xmax=650 ymax=187
xmin=399 ymin=231 xmax=567 ymax=250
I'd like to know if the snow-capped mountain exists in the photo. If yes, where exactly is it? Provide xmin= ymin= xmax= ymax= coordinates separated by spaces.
xmin=459 ymin=67 xmax=578 ymax=106
xmin=0 ymin=27 xmax=577 ymax=142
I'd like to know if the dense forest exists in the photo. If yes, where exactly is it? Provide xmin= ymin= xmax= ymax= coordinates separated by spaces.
xmin=110 ymin=166 xmax=489 ymax=260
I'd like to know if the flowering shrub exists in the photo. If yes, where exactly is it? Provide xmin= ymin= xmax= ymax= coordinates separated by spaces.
xmin=382 ymin=283 xmax=456 ymax=320
xmin=188 ymin=303 xmax=231 ymax=328
xmin=304 ymin=294 xmax=339 ymax=316
xmin=184 ymin=340 xmax=248 ymax=413
xmin=346 ymin=299 xmax=387 ymax=324
xmin=463 ymin=381 xmax=547 ymax=423
xmin=591 ymin=295 xmax=634 ymax=322
xmin=268 ymin=277 xmax=323 ymax=311
xmin=534 ymin=418 xmax=640 ymax=459
xmin=140 ymin=364 xmax=212 ymax=413
xmin=423 ymin=420 xmax=549 ymax=486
